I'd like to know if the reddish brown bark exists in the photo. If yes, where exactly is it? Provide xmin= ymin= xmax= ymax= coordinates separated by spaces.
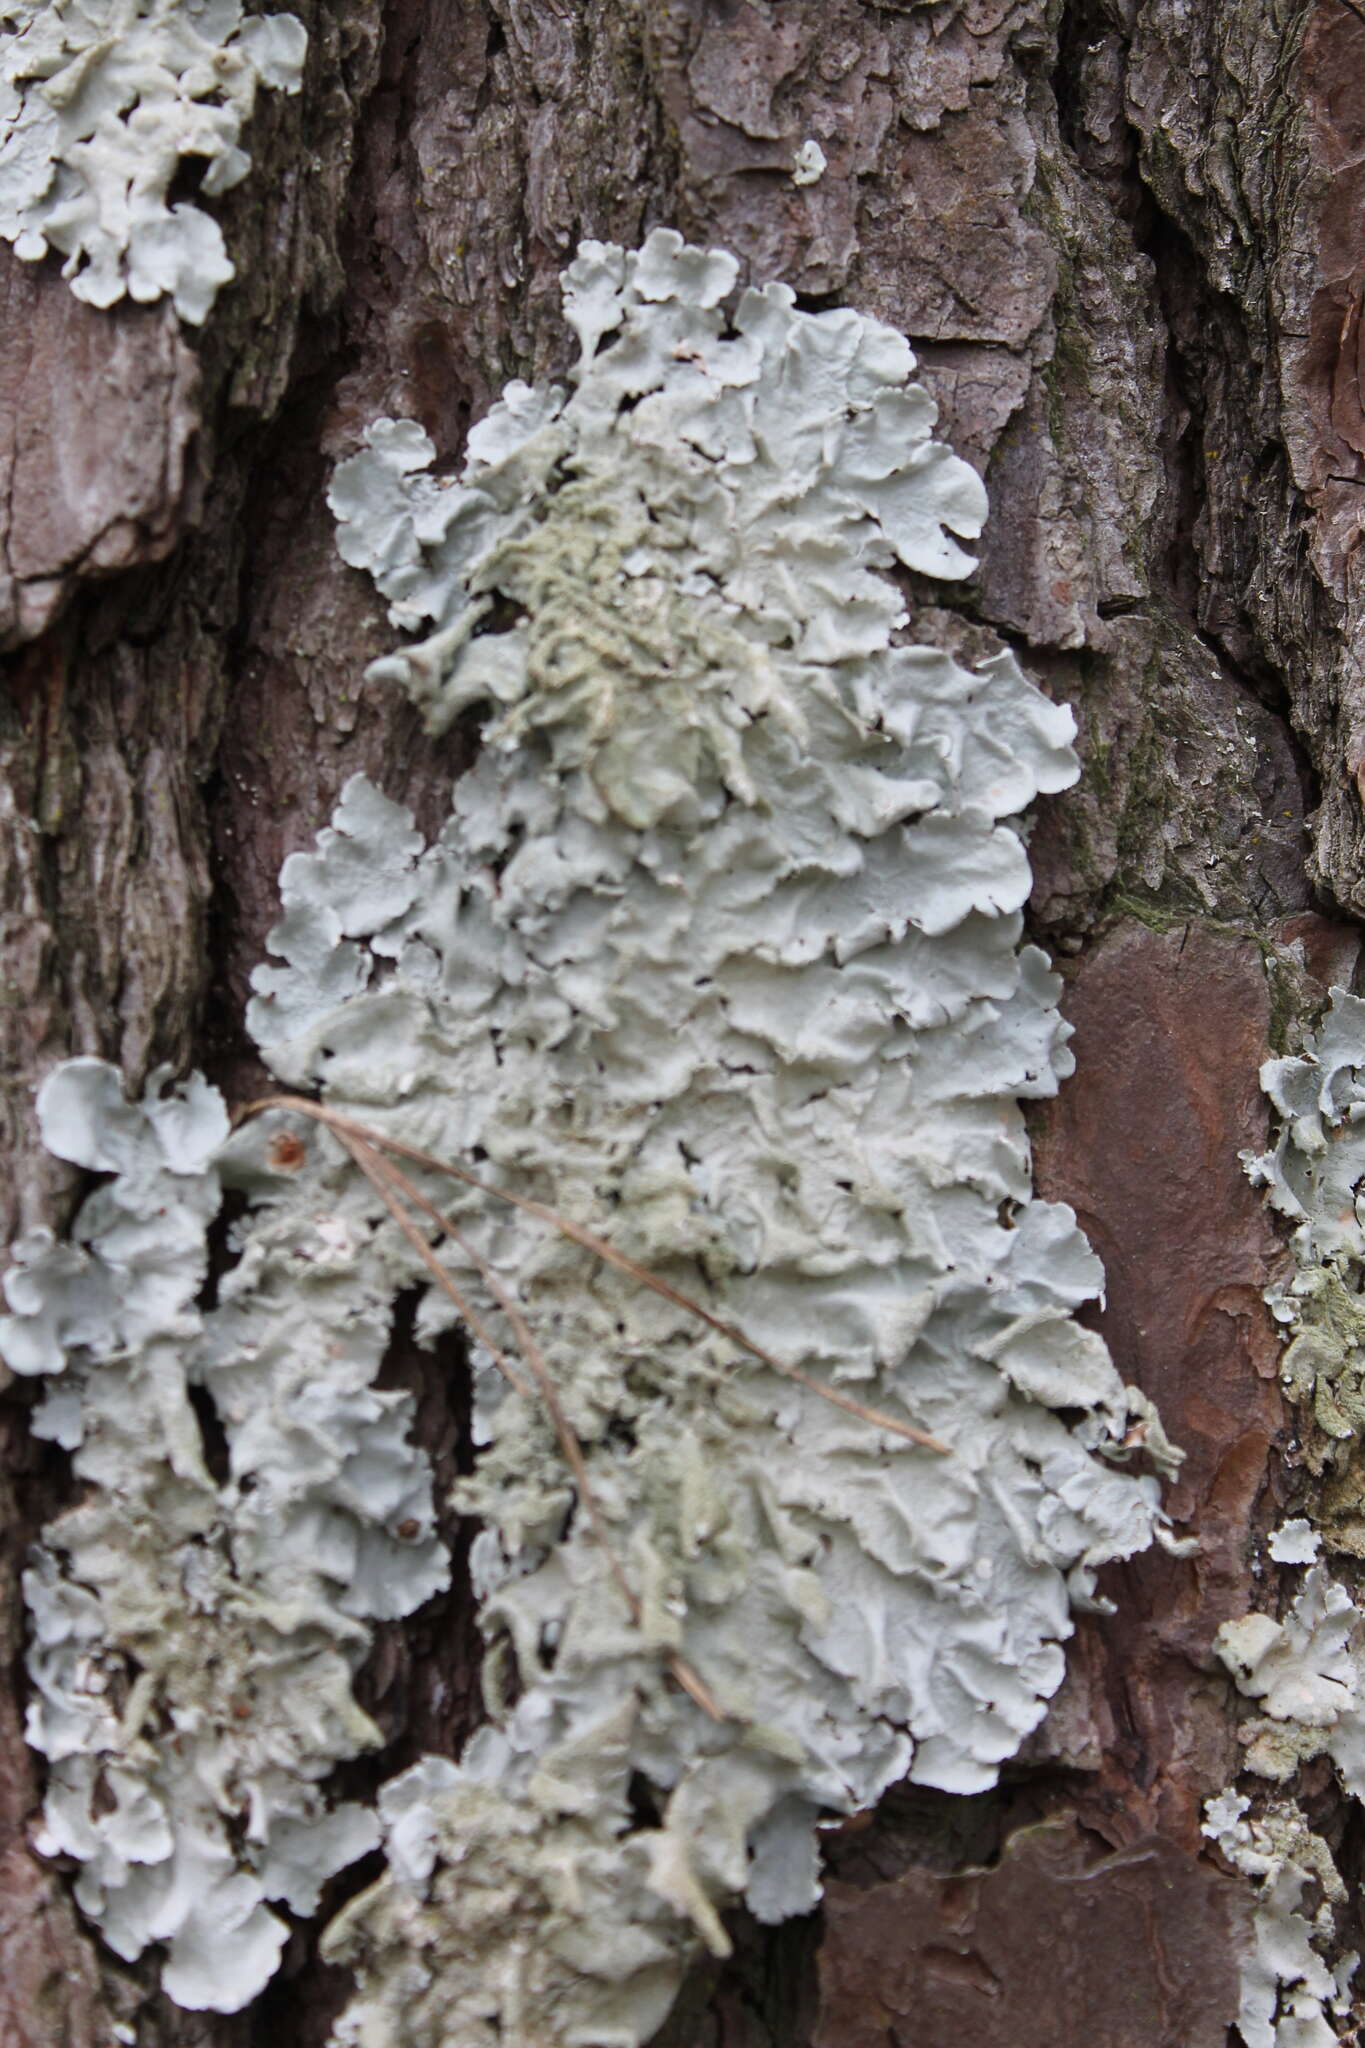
xmin=818 ymin=1819 xmax=1246 ymax=2048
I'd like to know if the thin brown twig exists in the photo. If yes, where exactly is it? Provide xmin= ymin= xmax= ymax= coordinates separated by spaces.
xmin=333 ymin=1129 xmax=532 ymax=1402
xmin=239 ymin=1094 xmax=950 ymax=1456
xmin=339 ymin=1129 xmax=724 ymax=1722
xmin=349 ymin=1137 xmax=627 ymax=1598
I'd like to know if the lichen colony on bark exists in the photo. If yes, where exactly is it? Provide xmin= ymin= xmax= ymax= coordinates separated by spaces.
xmin=1201 ymin=993 xmax=1365 ymax=2048
xmin=0 ymin=234 xmax=1176 ymax=2041
xmin=1 ymin=0 xmax=1360 ymax=2044
xmin=1 ymin=1056 xmax=445 ymax=2012
xmin=0 ymin=0 xmax=307 ymax=322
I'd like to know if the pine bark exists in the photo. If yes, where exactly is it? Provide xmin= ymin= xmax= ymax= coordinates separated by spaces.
xmin=0 ymin=1 xmax=1359 ymax=2042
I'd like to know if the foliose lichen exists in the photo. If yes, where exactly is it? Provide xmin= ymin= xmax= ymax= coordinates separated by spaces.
xmin=311 ymin=230 xmax=1175 ymax=2044
xmin=1203 ymin=988 xmax=1365 ymax=2044
xmin=1202 ymin=1791 xmax=1358 ymax=2048
xmin=0 ymin=1056 xmax=448 ymax=2010
xmin=0 ymin=0 xmax=306 ymax=323
xmin=1217 ymin=1563 xmax=1365 ymax=1790
xmin=1268 ymin=1518 xmax=1322 ymax=1567
xmin=1247 ymin=990 xmax=1365 ymax=1504
xmin=3 ymin=231 xmax=1176 ymax=2037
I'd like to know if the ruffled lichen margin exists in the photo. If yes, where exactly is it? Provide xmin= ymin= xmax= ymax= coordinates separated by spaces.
xmin=1203 ymin=991 xmax=1365 ymax=2048
xmin=0 ymin=232 xmax=1177 ymax=2038
xmin=0 ymin=1 xmax=307 ymax=323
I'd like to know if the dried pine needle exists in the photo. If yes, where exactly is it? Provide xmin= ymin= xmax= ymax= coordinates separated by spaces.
xmin=238 ymin=1093 xmax=950 ymax=1456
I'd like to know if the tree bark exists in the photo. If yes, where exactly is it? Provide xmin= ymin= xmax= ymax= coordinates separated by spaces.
xmin=0 ymin=1 xmax=1359 ymax=2042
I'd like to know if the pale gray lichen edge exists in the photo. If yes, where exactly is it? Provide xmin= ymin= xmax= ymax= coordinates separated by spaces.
xmin=0 ymin=1 xmax=306 ymax=323
xmin=1204 ymin=990 xmax=1365 ymax=2047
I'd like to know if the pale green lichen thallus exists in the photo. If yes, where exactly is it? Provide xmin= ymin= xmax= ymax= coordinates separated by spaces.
xmin=1 ymin=232 xmax=1178 ymax=2039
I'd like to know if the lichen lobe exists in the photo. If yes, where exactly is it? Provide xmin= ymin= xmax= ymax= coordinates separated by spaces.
xmin=0 ymin=0 xmax=306 ymax=322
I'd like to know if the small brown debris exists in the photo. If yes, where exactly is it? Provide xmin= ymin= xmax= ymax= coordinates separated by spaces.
xmin=267 ymin=1131 xmax=307 ymax=1172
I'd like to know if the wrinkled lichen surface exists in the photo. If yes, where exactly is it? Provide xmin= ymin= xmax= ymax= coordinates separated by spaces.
xmin=1249 ymin=990 xmax=1365 ymax=1549
xmin=0 ymin=0 xmax=306 ymax=322
xmin=0 ymin=1057 xmax=448 ymax=2012
xmin=4 ymin=234 xmax=1174 ymax=2040
xmin=1202 ymin=1791 xmax=1357 ymax=2048
xmin=1205 ymin=990 xmax=1365 ymax=2046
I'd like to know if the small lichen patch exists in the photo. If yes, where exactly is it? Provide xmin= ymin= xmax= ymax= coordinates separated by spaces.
xmin=0 ymin=1060 xmax=448 ymax=2011
xmin=0 ymin=0 xmax=306 ymax=322
xmin=1268 ymin=1519 xmax=1321 ymax=1566
xmin=791 ymin=138 xmax=826 ymax=185
xmin=1247 ymin=990 xmax=1365 ymax=1547
xmin=1208 ymin=990 xmax=1365 ymax=2044
xmin=1216 ymin=1564 xmax=1365 ymax=1789
xmin=1203 ymin=1792 xmax=1357 ymax=2048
